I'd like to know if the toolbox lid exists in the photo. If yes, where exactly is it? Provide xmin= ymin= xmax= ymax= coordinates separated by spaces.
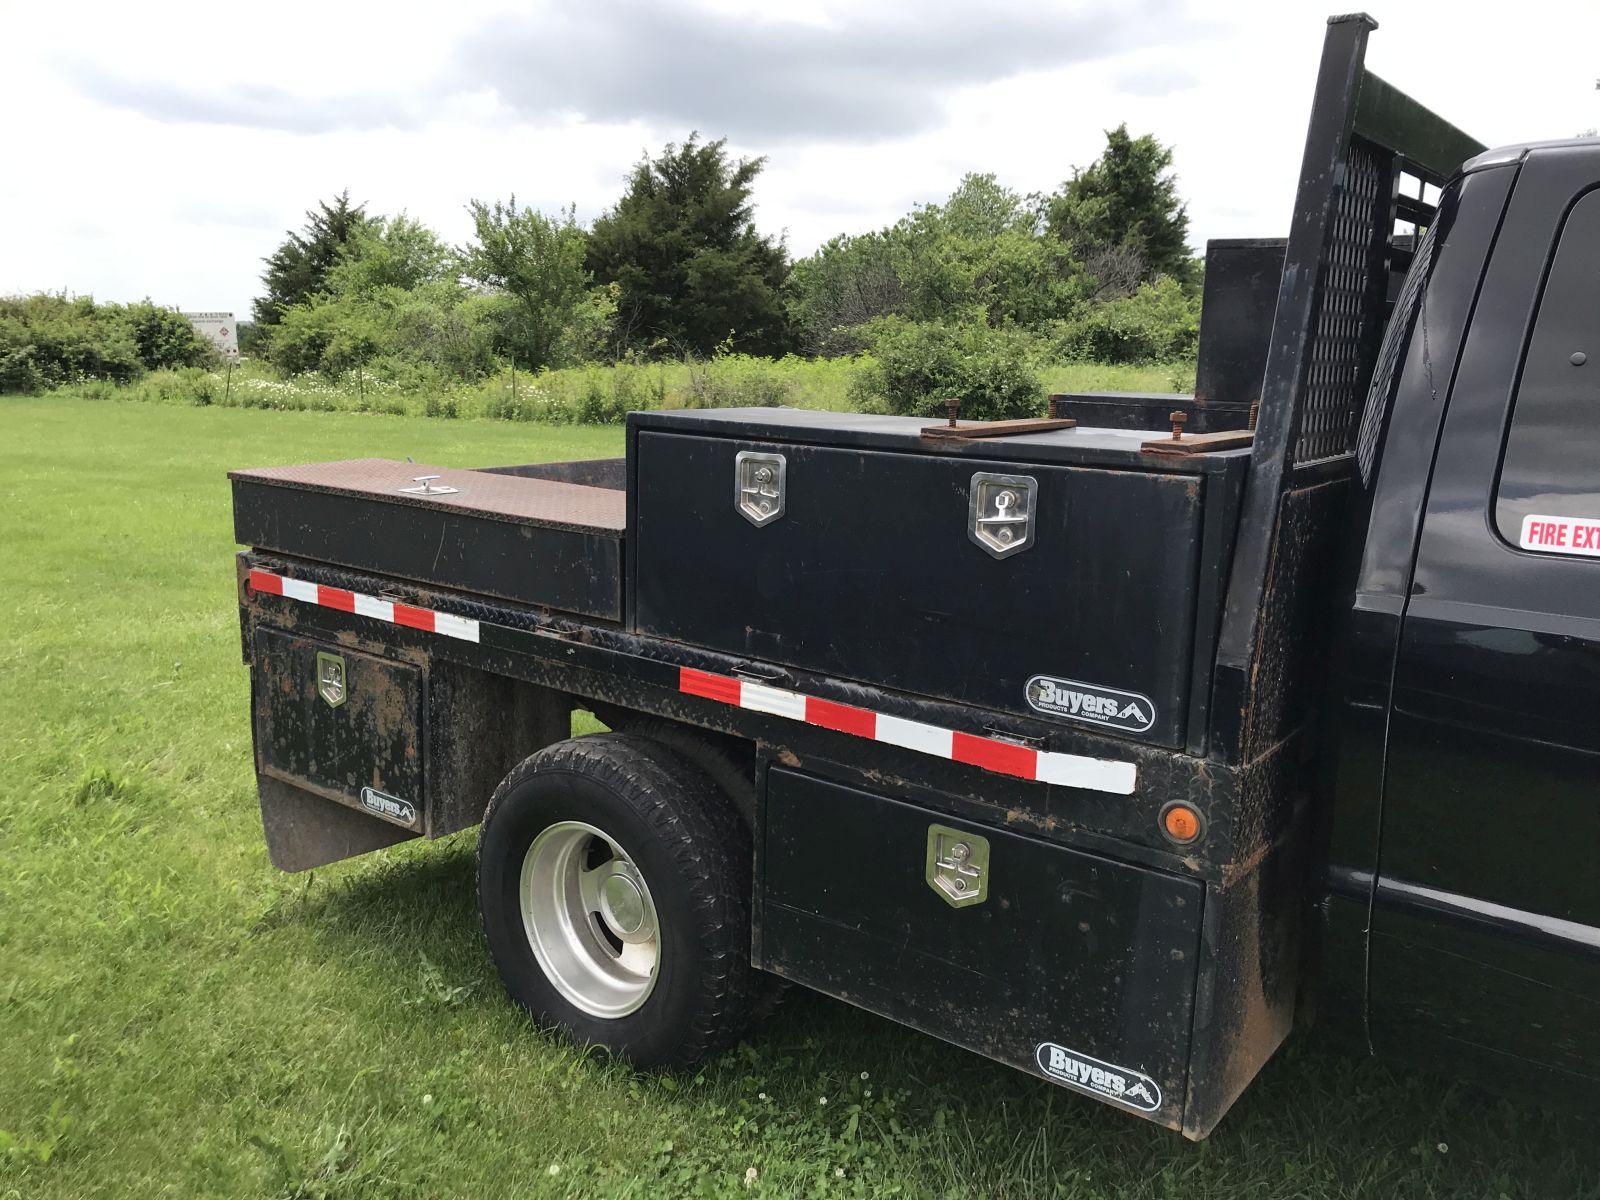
xmin=630 ymin=408 xmax=1250 ymax=472
xmin=228 ymin=458 xmax=625 ymax=533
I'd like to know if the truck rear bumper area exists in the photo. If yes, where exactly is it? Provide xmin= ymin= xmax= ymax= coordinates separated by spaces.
xmin=230 ymin=458 xmax=625 ymax=621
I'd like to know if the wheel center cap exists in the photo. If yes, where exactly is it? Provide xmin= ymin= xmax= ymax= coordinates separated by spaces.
xmin=600 ymin=872 xmax=646 ymax=935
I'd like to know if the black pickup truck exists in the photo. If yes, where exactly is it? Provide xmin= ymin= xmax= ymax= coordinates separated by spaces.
xmin=227 ymin=15 xmax=1600 ymax=1138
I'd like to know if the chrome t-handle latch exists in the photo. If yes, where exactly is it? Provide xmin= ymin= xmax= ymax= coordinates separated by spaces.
xmin=400 ymin=474 xmax=459 ymax=496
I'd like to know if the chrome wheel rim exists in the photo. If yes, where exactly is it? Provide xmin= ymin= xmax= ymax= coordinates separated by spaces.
xmin=519 ymin=820 xmax=660 ymax=1018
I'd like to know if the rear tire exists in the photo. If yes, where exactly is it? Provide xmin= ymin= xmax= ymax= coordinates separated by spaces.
xmin=476 ymin=733 xmax=756 ymax=1067
xmin=589 ymin=712 xmax=791 ymax=1023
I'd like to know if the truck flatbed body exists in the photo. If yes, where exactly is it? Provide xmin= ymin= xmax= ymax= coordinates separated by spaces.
xmin=232 ymin=399 xmax=1280 ymax=1138
xmin=230 ymin=14 xmax=1600 ymax=1142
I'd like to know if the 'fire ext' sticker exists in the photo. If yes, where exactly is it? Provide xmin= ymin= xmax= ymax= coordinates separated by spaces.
xmin=1026 ymin=675 xmax=1156 ymax=734
xmin=1520 ymin=514 xmax=1600 ymax=558
xmin=1035 ymin=1043 xmax=1162 ymax=1112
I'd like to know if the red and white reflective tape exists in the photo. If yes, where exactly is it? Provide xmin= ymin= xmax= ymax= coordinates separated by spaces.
xmin=679 ymin=667 xmax=1137 ymax=796
xmin=246 ymin=569 xmax=480 ymax=643
xmin=245 ymin=568 xmax=1134 ymax=794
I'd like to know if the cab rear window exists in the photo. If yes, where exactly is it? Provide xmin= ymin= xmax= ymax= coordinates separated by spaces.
xmin=1495 ymin=187 xmax=1600 ymax=556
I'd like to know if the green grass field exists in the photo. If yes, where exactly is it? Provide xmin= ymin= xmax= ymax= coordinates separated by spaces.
xmin=3 ymin=395 xmax=1599 ymax=1199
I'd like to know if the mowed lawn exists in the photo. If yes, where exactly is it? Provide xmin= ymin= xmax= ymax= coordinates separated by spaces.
xmin=2 ymin=394 xmax=1598 ymax=1200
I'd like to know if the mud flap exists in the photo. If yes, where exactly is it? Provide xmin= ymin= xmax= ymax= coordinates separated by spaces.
xmin=258 ymin=773 xmax=417 ymax=872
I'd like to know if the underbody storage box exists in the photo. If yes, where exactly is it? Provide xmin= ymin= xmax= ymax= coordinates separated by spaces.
xmin=758 ymin=765 xmax=1204 ymax=1129
xmin=628 ymin=409 xmax=1246 ymax=748
xmin=246 ymin=620 xmax=571 ymax=872
xmin=251 ymin=625 xmax=427 ymax=868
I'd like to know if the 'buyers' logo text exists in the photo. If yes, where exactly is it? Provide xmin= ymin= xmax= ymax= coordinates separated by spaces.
xmin=360 ymin=787 xmax=418 ymax=827
xmin=1035 ymin=1043 xmax=1162 ymax=1112
xmin=1026 ymin=676 xmax=1156 ymax=733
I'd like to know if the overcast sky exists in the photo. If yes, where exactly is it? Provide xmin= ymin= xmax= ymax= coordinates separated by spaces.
xmin=4 ymin=0 xmax=1597 ymax=319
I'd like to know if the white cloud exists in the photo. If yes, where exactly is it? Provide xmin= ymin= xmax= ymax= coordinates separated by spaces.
xmin=3 ymin=0 xmax=1597 ymax=319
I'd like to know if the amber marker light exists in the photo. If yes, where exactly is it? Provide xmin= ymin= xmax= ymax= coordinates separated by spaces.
xmin=1160 ymin=803 xmax=1204 ymax=845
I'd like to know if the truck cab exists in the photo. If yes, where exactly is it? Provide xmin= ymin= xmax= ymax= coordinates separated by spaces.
xmin=1323 ymin=136 xmax=1600 ymax=1088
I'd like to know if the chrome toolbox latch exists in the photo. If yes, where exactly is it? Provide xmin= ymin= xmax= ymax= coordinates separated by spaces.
xmin=969 ymin=472 xmax=1036 ymax=558
xmin=735 ymin=451 xmax=786 ymax=526
xmin=926 ymin=825 xmax=990 ymax=908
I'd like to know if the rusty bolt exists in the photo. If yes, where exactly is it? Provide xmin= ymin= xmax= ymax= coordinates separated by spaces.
xmin=1169 ymin=410 xmax=1188 ymax=441
xmin=944 ymin=398 xmax=961 ymax=428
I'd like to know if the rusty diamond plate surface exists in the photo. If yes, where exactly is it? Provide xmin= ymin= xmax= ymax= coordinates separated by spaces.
xmin=229 ymin=458 xmax=626 ymax=532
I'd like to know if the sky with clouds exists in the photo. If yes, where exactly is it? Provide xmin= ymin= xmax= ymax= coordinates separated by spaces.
xmin=4 ymin=0 xmax=1597 ymax=319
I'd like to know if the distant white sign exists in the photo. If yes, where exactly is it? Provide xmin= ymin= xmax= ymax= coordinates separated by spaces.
xmin=183 ymin=311 xmax=239 ymax=359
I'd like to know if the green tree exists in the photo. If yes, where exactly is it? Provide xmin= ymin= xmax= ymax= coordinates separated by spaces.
xmin=123 ymin=301 xmax=217 ymax=370
xmin=848 ymin=316 xmax=1042 ymax=421
xmin=895 ymin=175 xmax=1088 ymax=327
xmin=586 ymin=135 xmax=792 ymax=357
xmin=788 ymin=173 xmax=1089 ymax=353
xmin=1046 ymin=125 xmax=1191 ymax=290
xmin=787 ymin=230 xmax=905 ymax=355
xmin=0 ymin=294 xmax=215 ymax=392
xmin=325 ymin=214 xmax=457 ymax=296
xmin=461 ymin=197 xmax=612 ymax=370
xmin=934 ymin=172 xmax=1037 ymax=241
xmin=1050 ymin=276 xmax=1200 ymax=363
xmin=268 ymin=210 xmax=495 ymax=382
xmin=0 ymin=294 xmax=139 ymax=390
xmin=252 ymin=191 xmax=375 ymax=327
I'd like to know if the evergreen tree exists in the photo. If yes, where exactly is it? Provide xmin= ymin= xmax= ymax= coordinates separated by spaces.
xmin=1046 ymin=126 xmax=1191 ymax=289
xmin=252 ymin=191 xmax=375 ymax=326
xmin=586 ymin=135 xmax=792 ymax=357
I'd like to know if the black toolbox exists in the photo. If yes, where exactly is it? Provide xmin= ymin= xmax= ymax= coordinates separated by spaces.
xmin=628 ymin=409 xmax=1249 ymax=749
xmin=230 ymin=457 xmax=626 ymax=621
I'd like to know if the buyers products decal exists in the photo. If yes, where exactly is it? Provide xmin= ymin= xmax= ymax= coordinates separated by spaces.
xmin=1036 ymin=1043 xmax=1162 ymax=1112
xmin=1026 ymin=676 xmax=1156 ymax=734
xmin=360 ymin=787 xmax=418 ymax=827
xmin=1520 ymin=514 xmax=1600 ymax=558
